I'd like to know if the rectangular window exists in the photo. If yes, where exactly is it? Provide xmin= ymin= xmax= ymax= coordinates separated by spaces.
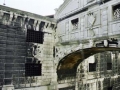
xmin=71 ymin=18 xmax=78 ymax=30
xmin=26 ymin=29 xmax=44 ymax=44
xmin=107 ymin=63 xmax=112 ymax=70
xmin=107 ymin=87 xmax=112 ymax=90
xmin=89 ymin=63 xmax=96 ymax=72
xmin=107 ymin=53 xmax=112 ymax=70
xmin=25 ymin=63 xmax=42 ymax=76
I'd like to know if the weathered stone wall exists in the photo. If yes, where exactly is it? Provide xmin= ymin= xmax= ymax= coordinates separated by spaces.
xmin=0 ymin=24 xmax=26 ymax=86
xmin=0 ymin=5 xmax=57 ymax=89
xmin=55 ymin=0 xmax=120 ymax=90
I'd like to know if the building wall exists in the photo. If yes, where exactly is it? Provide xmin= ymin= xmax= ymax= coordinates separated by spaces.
xmin=0 ymin=5 xmax=57 ymax=90
xmin=55 ymin=0 xmax=120 ymax=90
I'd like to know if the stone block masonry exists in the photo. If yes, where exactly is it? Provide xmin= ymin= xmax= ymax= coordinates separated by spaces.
xmin=0 ymin=4 xmax=57 ymax=89
xmin=0 ymin=25 xmax=26 ymax=85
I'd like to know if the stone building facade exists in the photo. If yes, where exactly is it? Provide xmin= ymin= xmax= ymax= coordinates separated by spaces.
xmin=0 ymin=5 xmax=57 ymax=90
xmin=0 ymin=0 xmax=120 ymax=90
xmin=55 ymin=0 xmax=120 ymax=90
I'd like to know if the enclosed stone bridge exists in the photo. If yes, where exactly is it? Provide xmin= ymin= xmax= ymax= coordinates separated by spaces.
xmin=57 ymin=47 xmax=120 ymax=80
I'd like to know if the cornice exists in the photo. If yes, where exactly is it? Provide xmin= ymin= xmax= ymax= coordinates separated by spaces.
xmin=0 ymin=5 xmax=56 ymax=23
xmin=55 ymin=0 xmax=71 ymax=16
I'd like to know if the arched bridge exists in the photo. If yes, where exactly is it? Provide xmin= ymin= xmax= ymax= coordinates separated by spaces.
xmin=57 ymin=47 xmax=120 ymax=79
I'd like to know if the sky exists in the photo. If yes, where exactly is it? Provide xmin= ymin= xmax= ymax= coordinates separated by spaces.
xmin=0 ymin=0 xmax=64 ymax=16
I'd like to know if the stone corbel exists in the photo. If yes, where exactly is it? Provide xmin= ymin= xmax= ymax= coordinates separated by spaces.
xmin=25 ymin=17 xmax=30 ymax=29
xmin=0 ymin=10 xmax=4 ymax=20
xmin=9 ymin=12 xmax=13 ymax=22
xmin=44 ymin=22 xmax=48 ymax=29
xmin=36 ymin=20 xmax=41 ymax=31
xmin=54 ymin=24 xmax=57 ymax=30
xmin=22 ymin=16 xmax=28 ymax=29
xmin=48 ymin=22 xmax=52 ymax=29
xmin=20 ymin=16 xmax=25 ymax=27
xmin=33 ymin=19 xmax=38 ymax=30
xmin=43 ymin=22 xmax=48 ymax=32
xmin=13 ymin=13 xmax=18 ymax=22
xmin=11 ymin=13 xmax=18 ymax=26
xmin=9 ymin=12 xmax=13 ymax=25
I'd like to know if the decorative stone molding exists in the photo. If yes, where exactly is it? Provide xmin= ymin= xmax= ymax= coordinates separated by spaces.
xmin=0 ymin=9 xmax=56 ymax=32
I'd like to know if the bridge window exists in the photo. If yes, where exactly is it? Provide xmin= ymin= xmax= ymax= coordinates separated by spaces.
xmin=88 ymin=56 xmax=96 ymax=72
xmin=71 ymin=18 xmax=78 ymax=30
xmin=89 ymin=63 xmax=96 ymax=72
xmin=113 ymin=3 xmax=120 ymax=20
xmin=107 ymin=53 xmax=112 ymax=70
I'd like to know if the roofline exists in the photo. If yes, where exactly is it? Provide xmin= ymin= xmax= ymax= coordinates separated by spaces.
xmin=0 ymin=5 xmax=57 ymax=23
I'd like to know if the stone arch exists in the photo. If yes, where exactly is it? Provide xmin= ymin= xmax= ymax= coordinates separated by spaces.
xmin=57 ymin=47 xmax=120 ymax=79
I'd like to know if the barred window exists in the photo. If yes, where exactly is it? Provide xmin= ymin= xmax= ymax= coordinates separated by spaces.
xmin=113 ymin=4 xmax=120 ymax=19
xmin=71 ymin=18 xmax=78 ymax=30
